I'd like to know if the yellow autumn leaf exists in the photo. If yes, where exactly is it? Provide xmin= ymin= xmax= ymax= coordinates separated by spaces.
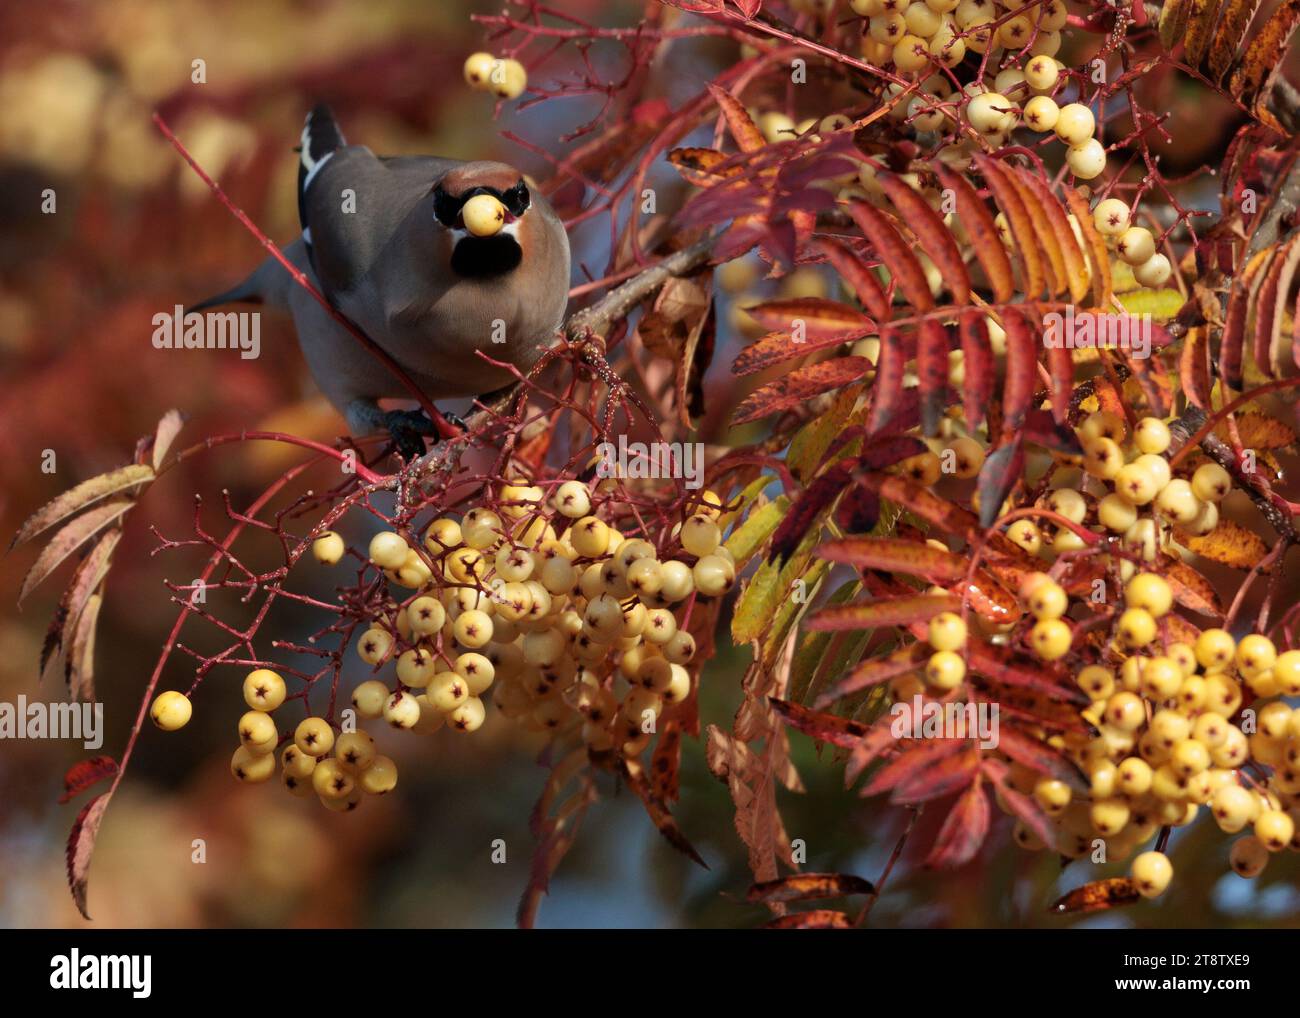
xmin=1182 ymin=519 xmax=1267 ymax=570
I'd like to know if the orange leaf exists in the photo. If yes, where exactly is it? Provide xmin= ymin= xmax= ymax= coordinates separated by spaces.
xmin=1050 ymin=877 xmax=1142 ymax=915
xmin=1182 ymin=518 xmax=1268 ymax=569
xmin=707 ymin=83 xmax=766 ymax=153
xmin=731 ymin=357 xmax=869 ymax=425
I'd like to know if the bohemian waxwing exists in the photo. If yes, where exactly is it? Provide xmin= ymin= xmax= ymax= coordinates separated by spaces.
xmin=191 ymin=104 xmax=571 ymax=456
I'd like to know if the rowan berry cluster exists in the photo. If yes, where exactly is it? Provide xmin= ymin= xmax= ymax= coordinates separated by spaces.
xmin=1006 ymin=410 xmax=1229 ymax=571
xmin=1004 ymin=570 xmax=1300 ymax=894
xmin=151 ymin=478 xmax=722 ymax=811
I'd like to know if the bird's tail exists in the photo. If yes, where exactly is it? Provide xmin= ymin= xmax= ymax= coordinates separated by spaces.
xmin=186 ymin=274 xmax=265 ymax=315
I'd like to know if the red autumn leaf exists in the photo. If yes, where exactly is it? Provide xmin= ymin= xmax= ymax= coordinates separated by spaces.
xmin=808 ymin=593 xmax=960 ymax=631
xmin=859 ymin=737 xmax=967 ymax=798
xmin=876 ymin=172 xmax=970 ymax=303
xmin=935 ymin=163 xmax=1014 ymax=303
xmin=59 ymin=755 xmax=119 ymax=804
xmin=812 ymin=237 xmax=890 ymax=322
xmin=732 ymin=326 xmax=874 ymax=376
xmin=741 ymin=298 xmax=872 ymax=336
xmin=707 ymin=83 xmax=766 ymax=153
xmin=925 ymin=778 xmax=990 ymax=868
xmin=731 ymin=357 xmax=869 ymax=425
xmin=769 ymin=696 xmax=870 ymax=749
xmin=866 ymin=327 xmax=909 ymax=434
xmin=917 ymin=318 xmax=951 ymax=436
xmin=975 ymin=155 xmax=1046 ymax=298
xmin=66 ymin=792 xmax=111 ymax=920
xmin=891 ymin=744 xmax=981 ymax=803
xmin=620 ymin=758 xmax=708 ymax=868
xmin=959 ymin=310 xmax=995 ymax=428
xmin=983 ymin=758 xmax=1057 ymax=850
xmin=1001 ymin=309 xmax=1038 ymax=438
xmin=846 ymin=200 xmax=934 ymax=311
xmin=976 ymin=435 xmax=1024 ymax=528
xmin=996 ymin=726 xmax=1089 ymax=792
xmin=818 ymin=535 xmax=971 ymax=581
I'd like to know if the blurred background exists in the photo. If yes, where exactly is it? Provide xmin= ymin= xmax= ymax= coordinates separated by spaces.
xmin=1 ymin=0 xmax=1297 ymax=928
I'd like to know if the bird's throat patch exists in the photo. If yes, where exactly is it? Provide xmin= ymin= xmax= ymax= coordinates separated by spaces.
xmin=451 ymin=234 xmax=522 ymax=278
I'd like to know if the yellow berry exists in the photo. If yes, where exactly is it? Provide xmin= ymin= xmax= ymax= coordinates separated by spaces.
xmin=1194 ymin=628 xmax=1235 ymax=671
xmin=1133 ymin=417 xmax=1171 ymax=455
xmin=1029 ymin=618 xmax=1072 ymax=660
xmin=312 ymin=758 xmax=355 ymax=800
xmin=334 ymin=730 xmax=377 ymax=773
xmin=237 ymin=710 xmax=278 ymax=755
xmin=294 ymin=717 xmax=334 ymax=757
xmin=231 ymin=746 xmax=275 ymax=783
xmin=1116 ymin=608 xmax=1156 ymax=648
xmin=462 ymin=193 xmax=507 ymax=237
xmin=488 ymin=57 xmax=527 ymax=100
xmin=925 ymin=650 xmax=967 ymax=691
xmin=150 ymin=690 xmax=192 ymax=731
xmin=1125 ymin=573 xmax=1172 ymax=618
xmin=368 ymin=531 xmax=409 ymax=570
xmin=312 ymin=531 xmax=346 ymax=565
xmin=353 ymin=756 xmax=395 ymax=797
xmin=356 ymin=626 xmax=393 ymax=666
xmin=928 ymin=611 xmax=968 ymax=652
xmin=1235 ymin=634 xmax=1276 ymax=678
xmin=1026 ymin=578 xmax=1067 ymax=620
xmin=1191 ymin=462 xmax=1231 ymax=503
xmin=1130 ymin=850 xmax=1173 ymax=897
xmin=1230 ymin=835 xmax=1269 ymax=877
xmin=463 ymin=51 xmax=496 ymax=89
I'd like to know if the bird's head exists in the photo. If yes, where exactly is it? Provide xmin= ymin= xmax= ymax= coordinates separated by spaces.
xmin=432 ymin=162 xmax=532 ymax=278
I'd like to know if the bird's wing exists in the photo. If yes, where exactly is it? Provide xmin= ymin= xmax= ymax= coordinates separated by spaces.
xmin=296 ymin=105 xmax=458 ymax=299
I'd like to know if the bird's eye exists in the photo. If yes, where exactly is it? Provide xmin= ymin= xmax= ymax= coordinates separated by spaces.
xmin=503 ymin=181 xmax=530 ymax=217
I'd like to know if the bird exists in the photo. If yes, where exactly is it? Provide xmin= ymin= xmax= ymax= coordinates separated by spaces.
xmin=191 ymin=104 xmax=571 ymax=458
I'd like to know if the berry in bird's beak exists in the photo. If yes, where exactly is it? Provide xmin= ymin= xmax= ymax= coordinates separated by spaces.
xmin=462 ymin=193 xmax=508 ymax=237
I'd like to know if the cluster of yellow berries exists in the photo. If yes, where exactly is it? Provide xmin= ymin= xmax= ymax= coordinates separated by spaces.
xmin=1004 ymin=411 xmax=1230 ymax=572
xmin=334 ymin=479 xmax=726 ymax=759
xmin=355 ymin=482 xmax=728 ymax=750
xmin=1002 ymin=567 xmax=1300 ymax=894
xmin=462 ymin=51 xmax=528 ymax=100
xmin=150 ymin=669 xmax=399 ymax=813
xmin=151 ymin=479 xmax=730 ymax=806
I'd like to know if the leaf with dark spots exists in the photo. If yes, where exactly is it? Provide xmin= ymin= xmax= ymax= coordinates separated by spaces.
xmin=769 ymin=461 xmax=853 ymax=563
xmin=845 ymin=200 xmax=934 ymax=311
xmin=833 ymin=483 xmax=880 ymax=534
xmin=866 ymin=327 xmax=909 ymax=434
xmin=891 ymin=744 xmax=980 ymax=803
xmin=812 ymin=237 xmax=890 ymax=322
xmin=732 ymin=327 xmax=874 ymax=377
xmin=748 ymin=872 xmax=875 ymax=905
xmin=818 ymin=536 xmax=968 ymax=581
xmin=976 ymin=435 xmax=1024 ymax=529
xmin=67 ymin=792 xmax=111 ymax=920
xmin=1000 ymin=309 xmax=1038 ymax=438
xmin=1050 ymin=877 xmax=1142 ymax=915
xmin=925 ymin=779 xmax=990 ymax=869
xmin=967 ymin=639 xmax=1088 ymax=704
xmin=917 ymin=318 xmax=951 ymax=437
xmin=731 ymin=357 xmax=869 ymax=426
xmin=769 ymin=696 xmax=869 ymax=749
xmin=959 ymin=310 xmax=994 ymax=428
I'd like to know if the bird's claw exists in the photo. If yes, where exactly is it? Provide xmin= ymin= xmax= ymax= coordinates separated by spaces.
xmin=384 ymin=409 xmax=435 ymax=461
xmin=383 ymin=409 xmax=468 ymax=461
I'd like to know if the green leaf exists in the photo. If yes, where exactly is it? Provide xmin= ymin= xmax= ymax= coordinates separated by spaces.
xmin=1115 ymin=288 xmax=1183 ymax=321
xmin=724 ymin=494 xmax=790 ymax=566
xmin=789 ymin=580 xmax=860 ymax=703
xmin=787 ymin=383 xmax=863 ymax=482
xmin=732 ymin=557 xmax=784 ymax=644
